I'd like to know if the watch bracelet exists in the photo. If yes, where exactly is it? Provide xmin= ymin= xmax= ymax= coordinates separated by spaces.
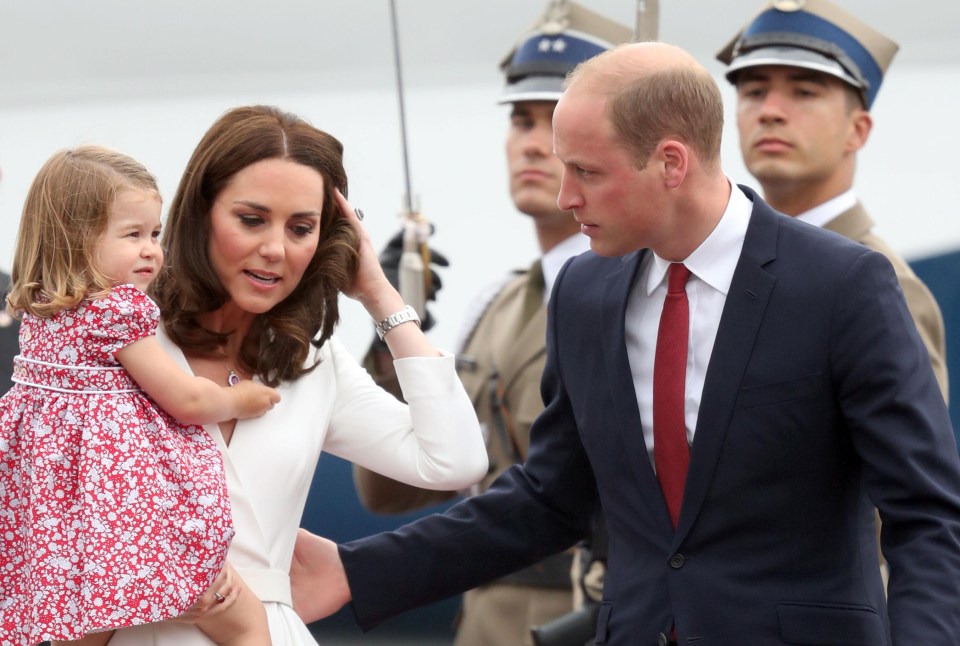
xmin=375 ymin=304 xmax=421 ymax=340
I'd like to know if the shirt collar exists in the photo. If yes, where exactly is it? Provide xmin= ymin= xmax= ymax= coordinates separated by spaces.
xmin=794 ymin=189 xmax=858 ymax=228
xmin=646 ymin=179 xmax=753 ymax=296
xmin=542 ymin=233 xmax=591 ymax=298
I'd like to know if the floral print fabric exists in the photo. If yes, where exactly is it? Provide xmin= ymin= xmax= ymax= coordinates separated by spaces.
xmin=0 ymin=285 xmax=232 ymax=644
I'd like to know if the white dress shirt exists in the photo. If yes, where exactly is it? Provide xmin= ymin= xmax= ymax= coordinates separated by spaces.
xmin=794 ymin=188 xmax=857 ymax=228
xmin=542 ymin=233 xmax=591 ymax=304
xmin=625 ymin=182 xmax=753 ymax=466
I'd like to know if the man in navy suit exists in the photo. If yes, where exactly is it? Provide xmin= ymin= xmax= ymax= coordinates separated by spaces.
xmin=289 ymin=42 xmax=960 ymax=645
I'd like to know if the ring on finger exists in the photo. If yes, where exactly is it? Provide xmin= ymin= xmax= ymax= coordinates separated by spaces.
xmin=214 ymin=592 xmax=226 ymax=603
xmin=354 ymin=207 xmax=365 ymax=222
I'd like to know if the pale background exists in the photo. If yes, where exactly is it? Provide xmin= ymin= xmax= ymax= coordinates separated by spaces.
xmin=1 ymin=0 xmax=958 ymax=360
xmin=2 ymin=2 xmax=958 ymax=640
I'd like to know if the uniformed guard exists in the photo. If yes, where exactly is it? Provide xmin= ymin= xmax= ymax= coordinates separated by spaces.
xmin=352 ymin=3 xmax=631 ymax=645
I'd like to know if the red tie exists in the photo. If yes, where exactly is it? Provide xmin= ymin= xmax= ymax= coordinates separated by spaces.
xmin=654 ymin=263 xmax=692 ymax=528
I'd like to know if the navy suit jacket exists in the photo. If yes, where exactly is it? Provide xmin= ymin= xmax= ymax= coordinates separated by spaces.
xmin=341 ymin=188 xmax=960 ymax=645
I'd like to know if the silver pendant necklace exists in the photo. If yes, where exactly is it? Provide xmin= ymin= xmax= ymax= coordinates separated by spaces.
xmin=223 ymin=355 xmax=241 ymax=387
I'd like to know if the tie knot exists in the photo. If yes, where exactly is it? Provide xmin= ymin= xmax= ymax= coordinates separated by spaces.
xmin=667 ymin=263 xmax=691 ymax=295
xmin=527 ymin=259 xmax=545 ymax=289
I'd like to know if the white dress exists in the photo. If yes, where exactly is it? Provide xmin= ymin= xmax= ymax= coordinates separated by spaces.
xmin=108 ymin=328 xmax=486 ymax=645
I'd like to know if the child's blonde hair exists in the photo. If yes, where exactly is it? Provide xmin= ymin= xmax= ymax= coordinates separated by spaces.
xmin=6 ymin=145 xmax=160 ymax=318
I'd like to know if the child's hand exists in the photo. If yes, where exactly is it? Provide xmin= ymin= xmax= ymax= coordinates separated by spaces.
xmin=229 ymin=381 xmax=281 ymax=419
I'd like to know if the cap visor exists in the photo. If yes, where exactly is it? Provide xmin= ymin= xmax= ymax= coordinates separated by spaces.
xmin=725 ymin=46 xmax=863 ymax=89
xmin=498 ymin=75 xmax=564 ymax=105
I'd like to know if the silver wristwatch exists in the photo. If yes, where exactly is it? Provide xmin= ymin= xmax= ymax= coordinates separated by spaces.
xmin=375 ymin=305 xmax=421 ymax=341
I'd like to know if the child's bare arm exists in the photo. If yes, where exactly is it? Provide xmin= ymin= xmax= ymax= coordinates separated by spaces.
xmin=226 ymin=380 xmax=284 ymax=420
xmin=116 ymin=336 xmax=280 ymax=425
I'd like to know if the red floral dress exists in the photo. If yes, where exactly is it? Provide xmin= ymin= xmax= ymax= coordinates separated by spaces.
xmin=0 ymin=285 xmax=233 ymax=645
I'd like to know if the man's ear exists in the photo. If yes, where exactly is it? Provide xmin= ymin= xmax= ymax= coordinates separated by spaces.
xmin=660 ymin=140 xmax=688 ymax=189
xmin=847 ymin=109 xmax=873 ymax=153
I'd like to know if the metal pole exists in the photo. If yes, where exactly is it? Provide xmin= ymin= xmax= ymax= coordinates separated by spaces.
xmin=389 ymin=0 xmax=415 ymax=214
xmin=635 ymin=0 xmax=660 ymax=42
xmin=388 ymin=0 xmax=429 ymax=317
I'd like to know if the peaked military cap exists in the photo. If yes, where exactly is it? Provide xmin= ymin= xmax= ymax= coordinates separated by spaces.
xmin=498 ymin=1 xmax=632 ymax=104
xmin=717 ymin=0 xmax=899 ymax=109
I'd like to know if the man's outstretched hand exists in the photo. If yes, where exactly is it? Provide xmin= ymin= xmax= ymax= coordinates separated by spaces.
xmin=290 ymin=528 xmax=352 ymax=624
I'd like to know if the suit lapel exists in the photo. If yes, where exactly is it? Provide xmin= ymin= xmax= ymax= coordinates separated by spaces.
xmin=674 ymin=189 xmax=779 ymax=542
xmin=600 ymin=251 xmax=667 ymax=520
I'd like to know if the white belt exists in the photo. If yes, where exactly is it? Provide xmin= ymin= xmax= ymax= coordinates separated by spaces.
xmin=236 ymin=568 xmax=293 ymax=607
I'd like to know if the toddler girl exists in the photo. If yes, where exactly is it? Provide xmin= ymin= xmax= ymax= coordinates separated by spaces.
xmin=0 ymin=146 xmax=278 ymax=645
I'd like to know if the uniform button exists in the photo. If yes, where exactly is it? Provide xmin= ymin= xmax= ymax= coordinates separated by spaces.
xmin=669 ymin=553 xmax=686 ymax=569
xmin=658 ymin=632 xmax=669 ymax=646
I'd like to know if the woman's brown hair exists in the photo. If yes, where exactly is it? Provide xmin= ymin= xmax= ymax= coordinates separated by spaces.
xmin=153 ymin=105 xmax=360 ymax=386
